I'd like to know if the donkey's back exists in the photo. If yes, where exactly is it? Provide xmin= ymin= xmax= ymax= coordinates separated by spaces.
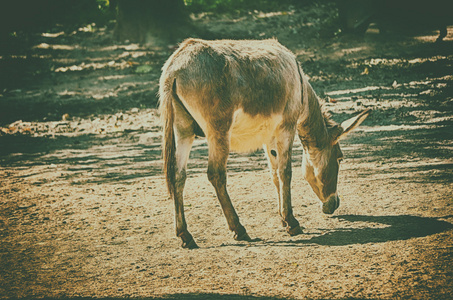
xmin=160 ymin=38 xmax=302 ymax=152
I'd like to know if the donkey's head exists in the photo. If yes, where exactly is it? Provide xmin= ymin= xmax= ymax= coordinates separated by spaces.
xmin=300 ymin=109 xmax=371 ymax=214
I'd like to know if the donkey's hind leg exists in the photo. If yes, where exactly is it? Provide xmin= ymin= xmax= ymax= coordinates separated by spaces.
xmin=172 ymin=102 xmax=198 ymax=249
xmin=173 ymin=133 xmax=197 ymax=248
xmin=207 ymin=133 xmax=251 ymax=242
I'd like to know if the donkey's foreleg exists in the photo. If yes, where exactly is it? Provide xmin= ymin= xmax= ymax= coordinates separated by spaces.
xmin=207 ymin=136 xmax=251 ymax=242
xmin=276 ymin=131 xmax=303 ymax=236
xmin=264 ymin=144 xmax=285 ymax=227
xmin=173 ymin=134 xmax=198 ymax=249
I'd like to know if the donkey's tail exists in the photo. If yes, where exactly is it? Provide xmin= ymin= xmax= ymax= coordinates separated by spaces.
xmin=159 ymin=78 xmax=177 ymax=197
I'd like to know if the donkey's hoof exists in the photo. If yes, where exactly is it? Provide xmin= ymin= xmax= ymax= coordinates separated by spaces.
xmin=181 ymin=238 xmax=199 ymax=249
xmin=287 ymin=225 xmax=303 ymax=236
xmin=178 ymin=231 xmax=199 ymax=249
xmin=234 ymin=230 xmax=252 ymax=242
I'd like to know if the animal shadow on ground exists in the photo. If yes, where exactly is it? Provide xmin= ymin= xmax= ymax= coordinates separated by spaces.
xmin=267 ymin=215 xmax=453 ymax=247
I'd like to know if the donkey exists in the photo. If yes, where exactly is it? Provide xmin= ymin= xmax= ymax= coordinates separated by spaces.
xmin=159 ymin=38 xmax=370 ymax=249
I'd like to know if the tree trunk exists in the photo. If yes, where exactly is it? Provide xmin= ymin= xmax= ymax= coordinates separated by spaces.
xmin=114 ymin=0 xmax=191 ymax=44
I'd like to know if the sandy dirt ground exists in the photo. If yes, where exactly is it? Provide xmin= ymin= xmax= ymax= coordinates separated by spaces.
xmin=1 ymin=5 xmax=453 ymax=299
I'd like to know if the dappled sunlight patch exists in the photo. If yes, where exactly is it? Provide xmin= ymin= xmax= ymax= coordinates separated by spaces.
xmin=40 ymin=142 xmax=162 ymax=185
xmin=360 ymin=56 xmax=450 ymax=67
xmin=414 ymin=26 xmax=453 ymax=42
xmin=118 ymin=50 xmax=149 ymax=59
xmin=77 ymin=23 xmax=96 ymax=33
xmin=91 ymin=91 xmax=118 ymax=100
xmin=0 ymin=122 xmax=34 ymax=136
xmin=294 ymin=48 xmax=315 ymax=57
xmin=99 ymin=44 xmax=143 ymax=52
xmin=54 ymin=60 xmax=131 ymax=72
xmin=97 ymin=75 xmax=127 ymax=81
xmin=341 ymin=46 xmax=368 ymax=55
xmin=0 ymin=112 xmax=164 ymax=185
xmin=0 ymin=109 xmax=160 ymax=137
xmin=34 ymin=43 xmax=77 ymax=51
xmin=256 ymin=11 xmax=294 ymax=19
xmin=356 ymin=123 xmax=448 ymax=133
xmin=327 ymin=85 xmax=390 ymax=96
xmin=41 ymin=31 xmax=65 ymax=38
xmin=327 ymin=74 xmax=452 ymax=98
xmin=352 ymin=159 xmax=453 ymax=184
xmin=58 ymin=90 xmax=84 ymax=97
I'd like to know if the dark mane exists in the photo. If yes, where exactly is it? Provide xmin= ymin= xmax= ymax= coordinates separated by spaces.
xmin=297 ymin=78 xmax=339 ymax=148
xmin=319 ymin=98 xmax=338 ymax=129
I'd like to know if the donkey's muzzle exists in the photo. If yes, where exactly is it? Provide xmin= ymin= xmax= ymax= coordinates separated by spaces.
xmin=322 ymin=194 xmax=340 ymax=214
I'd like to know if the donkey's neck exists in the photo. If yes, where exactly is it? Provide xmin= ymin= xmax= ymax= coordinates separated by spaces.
xmin=297 ymin=77 xmax=330 ymax=148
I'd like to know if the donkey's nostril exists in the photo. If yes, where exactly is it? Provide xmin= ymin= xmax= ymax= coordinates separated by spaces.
xmin=322 ymin=195 xmax=339 ymax=214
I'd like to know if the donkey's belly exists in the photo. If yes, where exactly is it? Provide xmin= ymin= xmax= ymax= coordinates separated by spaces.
xmin=229 ymin=109 xmax=282 ymax=153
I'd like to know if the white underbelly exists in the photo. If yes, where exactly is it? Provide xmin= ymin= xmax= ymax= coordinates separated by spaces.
xmin=229 ymin=109 xmax=282 ymax=153
xmin=178 ymin=93 xmax=282 ymax=153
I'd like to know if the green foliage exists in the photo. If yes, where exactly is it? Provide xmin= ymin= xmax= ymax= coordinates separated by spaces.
xmin=135 ymin=65 xmax=154 ymax=74
xmin=184 ymin=0 xmax=309 ymax=13
xmin=0 ymin=0 xmax=115 ymax=35
xmin=96 ymin=0 xmax=110 ymax=11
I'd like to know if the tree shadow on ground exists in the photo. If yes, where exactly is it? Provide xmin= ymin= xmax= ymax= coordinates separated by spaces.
xmin=338 ymin=121 xmax=453 ymax=184
xmin=8 ymin=296 xmax=370 ymax=300
xmin=0 ymin=131 xmax=162 ymax=184
xmin=1 ymin=115 xmax=452 ymax=185
xmin=267 ymin=215 xmax=453 ymax=247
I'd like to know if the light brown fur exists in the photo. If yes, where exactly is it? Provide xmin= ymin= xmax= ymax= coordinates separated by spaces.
xmin=159 ymin=38 xmax=370 ymax=248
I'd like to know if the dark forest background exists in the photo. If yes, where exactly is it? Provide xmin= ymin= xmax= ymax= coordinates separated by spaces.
xmin=1 ymin=0 xmax=450 ymax=44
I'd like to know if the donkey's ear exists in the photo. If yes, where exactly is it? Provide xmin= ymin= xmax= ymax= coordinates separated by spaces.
xmin=329 ymin=124 xmax=344 ymax=145
xmin=333 ymin=108 xmax=371 ymax=144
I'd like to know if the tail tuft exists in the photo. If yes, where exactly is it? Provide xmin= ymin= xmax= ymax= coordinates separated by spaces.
xmin=159 ymin=79 xmax=176 ymax=196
